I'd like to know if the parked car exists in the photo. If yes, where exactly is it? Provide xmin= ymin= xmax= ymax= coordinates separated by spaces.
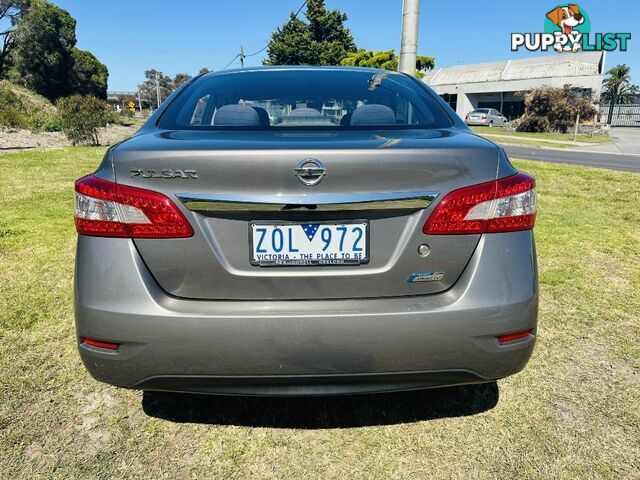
xmin=74 ymin=67 xmax=537 ymax=396
xmin=465 ymin=108 xmax=507 ymax=127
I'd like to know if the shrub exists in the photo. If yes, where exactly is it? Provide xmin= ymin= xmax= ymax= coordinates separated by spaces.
xmin=0 ymin=85 xmax=29 ymax=129
xmin=574 ymin=97 xmax=599 ymax=123
xmin=1 ymin=81 xmax=63 ymax=132
xmin=56 ymin=95 xmax=111 ymax=145
xmin=517 ymin=86 xmax=599 ymax=133
xmin=27 ymin=110 xmax=61 ymax=132
xmin=516 ymin=115 xmax=551 ymax=133
xmin=108 ymin=109 xmax=134 ymax=126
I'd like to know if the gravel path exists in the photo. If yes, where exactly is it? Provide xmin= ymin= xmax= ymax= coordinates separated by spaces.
xmin=0 ymin=124 xmax=139 ymax=153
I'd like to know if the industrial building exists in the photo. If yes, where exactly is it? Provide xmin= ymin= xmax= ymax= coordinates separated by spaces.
xmin=422 ymin=52 xmax=606 ymax=121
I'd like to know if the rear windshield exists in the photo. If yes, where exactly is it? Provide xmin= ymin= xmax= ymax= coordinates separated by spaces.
xmin=471 ymin=109 xmax=490 ymax=114
xmin=159 ymin=69 xmax=453 ymax=130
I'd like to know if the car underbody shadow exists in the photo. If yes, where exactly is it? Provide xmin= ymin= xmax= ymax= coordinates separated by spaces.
xmin=142 ymin=382 xmax=499 ymax=429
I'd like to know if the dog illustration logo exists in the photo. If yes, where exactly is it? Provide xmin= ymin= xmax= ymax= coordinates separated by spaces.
xmin=512 ymin=5 xmax=630 ymax=53
xmin=546 ymin=4 xmax=585 ymax=52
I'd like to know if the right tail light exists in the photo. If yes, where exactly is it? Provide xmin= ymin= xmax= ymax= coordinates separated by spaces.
xmin=423 ymin=172 xmax=536 ymax=235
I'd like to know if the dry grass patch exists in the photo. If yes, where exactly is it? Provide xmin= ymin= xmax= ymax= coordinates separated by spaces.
xmin=1 ymin=149 xmax=638 ymax=479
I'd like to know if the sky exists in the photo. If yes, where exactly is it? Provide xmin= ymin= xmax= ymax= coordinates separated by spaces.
xmin=51 ymin=0 xmax=640 ymax=91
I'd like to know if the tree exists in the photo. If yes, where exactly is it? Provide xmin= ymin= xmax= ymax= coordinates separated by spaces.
xmin=172 ymin=72 xmax=191 ymax=89
xmin=602 ymin=64 xmax=638 ymax=106
xmin=415 ymin=55 xmax=435 ymax=75
xmin=263 ymin=0 xmax=356 ymax=66
xmin=71 ymin=47 xmax=108 ymax=99
xmin=0 ymin=0 xmax=29 ymax=78
xmin=11 ymin=0 xmax=77 ymax=100
xmin=198 ymin=67 xmax=210 ymax=75
xmin=138 ymin=69 xmax=173 ymax=109
xmin=340 ymin=50 xmax=434 ymax=77
xmin=341 ymin=50 xmax=397 ymax=70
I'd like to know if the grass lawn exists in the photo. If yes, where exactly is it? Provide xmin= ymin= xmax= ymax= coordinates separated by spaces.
xmin=476 ymin=137 xmax=583 ymax=149
xmin=470 ymin=126 xmax=612 ymax=148
xmin=1 ymin=148 xmax=639 ymax=479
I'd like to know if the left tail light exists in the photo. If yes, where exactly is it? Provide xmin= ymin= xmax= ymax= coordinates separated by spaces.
xmin=74 ymin=175 xmax=193 ymax=238
xmin=423 ymin=172 xmax=536 ymax=235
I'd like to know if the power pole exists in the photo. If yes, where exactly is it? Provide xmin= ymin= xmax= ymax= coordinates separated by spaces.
xmin=155 ymin=71 xmax=161 ymax=108
xmin=137 ymin=86 xmax=143 ymax=113
xmin=399 ymin=0 xmax=420 ymax=75
xmin=240 ymin=45 xmax=245 ymax=68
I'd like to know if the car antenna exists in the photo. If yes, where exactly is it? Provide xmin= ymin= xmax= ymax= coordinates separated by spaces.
xmin=368 ymin=72 xmax=389 ymax=90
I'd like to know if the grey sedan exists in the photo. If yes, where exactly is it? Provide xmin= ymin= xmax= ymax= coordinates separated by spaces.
xmin=74 ymin=67 xmax=537 ymax=396
xmin=465 ymin=108 xmax=507 ymax=127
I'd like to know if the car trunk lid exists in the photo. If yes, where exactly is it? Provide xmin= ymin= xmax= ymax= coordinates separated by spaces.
xmin=112 ymin=128 xmax=499 ymax=300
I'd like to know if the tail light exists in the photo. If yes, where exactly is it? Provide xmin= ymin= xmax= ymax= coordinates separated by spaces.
xmin=423 ymin=172 xmax=536 ymax=235
xmin=481 ymin=115 xmax=487 ymax=119
xmin=74 ymin=175 xmax=193 ymax=238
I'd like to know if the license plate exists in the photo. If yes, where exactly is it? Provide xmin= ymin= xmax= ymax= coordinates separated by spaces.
xmin=250 ymin=221 xmax=369 ymax=266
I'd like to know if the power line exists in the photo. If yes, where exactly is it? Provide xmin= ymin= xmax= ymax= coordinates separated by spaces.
xmin=221 ymin=0 xmax=308 ymax=69
xmin=244 ymin=44 xmax=268 ymax=58
xmin=222 ymin=53 xmax=240 ymax=70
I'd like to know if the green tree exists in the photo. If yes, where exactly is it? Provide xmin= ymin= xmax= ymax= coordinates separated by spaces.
xmin=11 ymin=0 xmax=76 ymax=100
xmin=172 ymin=72 xmax=191 ymax=88
xmin=602 ymin=64 xmax=638 ymax=105
xmin=340 ymin=50 xmax=435 ymax=77
xmin=71 ymin=47 xmax=108 ymax=99
xmin=139 ymin=69 xmax=173 ymax=109
xmin=264 ymin=0 xmax=356 ymax=66
xmin=198 ymin=67 xmax=210 ymax=75
xmin=341 ymin=50 xmax=397 ymax=70
xmin=0 ymin=0 xmax=29 ymax=78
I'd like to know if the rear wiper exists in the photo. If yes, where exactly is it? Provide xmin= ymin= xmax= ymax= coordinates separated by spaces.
xmin=368 ymin=72 xmax=389 ymax=90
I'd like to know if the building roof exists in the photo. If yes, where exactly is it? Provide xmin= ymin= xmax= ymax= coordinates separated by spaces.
xmin=423 ymin=52 xmax=604 ymax=87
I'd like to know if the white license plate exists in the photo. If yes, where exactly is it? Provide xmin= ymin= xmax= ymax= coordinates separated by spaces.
xmin=250 ymin=221 xmax=369 ymax=266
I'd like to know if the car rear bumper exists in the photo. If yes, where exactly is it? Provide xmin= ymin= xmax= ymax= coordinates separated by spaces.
xmin=465 ymin=119 xmax=490 ymax=126
xmin=75 ymin=231 xmax=538 ymax=396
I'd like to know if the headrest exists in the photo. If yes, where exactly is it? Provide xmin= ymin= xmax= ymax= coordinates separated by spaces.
xmin=213 ymin=104 xmax=260 ymax=126
xmin=252 ymin=106 xmax=270 ymax=126
xmin=350 ymin=104 xmax=396 ymax=126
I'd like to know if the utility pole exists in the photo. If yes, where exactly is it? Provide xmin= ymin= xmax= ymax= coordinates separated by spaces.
xmin=137 ymin=86 xmax=143 ymax=114
xmin=399 ymin=0 xmax=420 ymax=75
xmin=240 ymin=45 xmax=245 ymax=68
xmin=155 ymin=71 xmax=161 ymax=108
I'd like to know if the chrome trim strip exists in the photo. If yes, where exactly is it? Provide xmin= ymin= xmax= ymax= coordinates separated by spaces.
xmin=176 ymin=191 xmax=439 ymax=213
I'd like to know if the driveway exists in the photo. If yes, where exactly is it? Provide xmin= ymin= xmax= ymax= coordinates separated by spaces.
xmin=609 ymin=127 xmax=640 ymax=154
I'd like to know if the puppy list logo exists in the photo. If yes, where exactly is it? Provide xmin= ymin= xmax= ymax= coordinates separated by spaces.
xmin=512 ymin=4 xmax=631 ymax=53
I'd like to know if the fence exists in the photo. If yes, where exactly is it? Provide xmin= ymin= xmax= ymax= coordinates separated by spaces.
xmin=600 ymin=99 xmax=640 ymax=127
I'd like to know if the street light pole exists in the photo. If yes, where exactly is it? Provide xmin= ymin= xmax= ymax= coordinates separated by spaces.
xmin=398 ymin=0 xmax=420 ymax=75
xmin=155 ymin=71 xmax=161 ymax=108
